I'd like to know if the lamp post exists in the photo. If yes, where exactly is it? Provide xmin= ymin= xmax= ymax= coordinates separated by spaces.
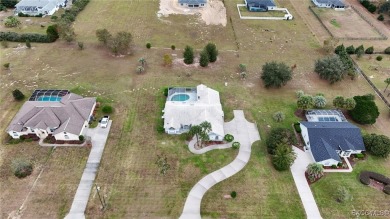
xmin=95 ymin=184 xmax=106 ymax=210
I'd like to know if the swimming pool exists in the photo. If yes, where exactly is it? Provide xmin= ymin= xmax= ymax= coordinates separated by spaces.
xmin=170 ymin=94 xmax=190 ymax=101
xmin=36 ymin=96 xmax=62 ymax=102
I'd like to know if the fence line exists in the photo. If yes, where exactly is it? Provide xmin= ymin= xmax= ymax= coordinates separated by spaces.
xmin=308 ymin=6 xmax=388 ymax=41
xmin=352 ymin=59 xmax=390 ymax=109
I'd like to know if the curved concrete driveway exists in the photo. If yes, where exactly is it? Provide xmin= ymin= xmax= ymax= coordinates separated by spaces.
xmin=290 ymin=147 xmax=322 ymax=219
xmin=179 ymin=110 xmax=260 ymax=219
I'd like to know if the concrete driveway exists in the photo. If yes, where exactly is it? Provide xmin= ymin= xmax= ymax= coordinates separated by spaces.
xmin=290 ymin=146 xmax=322 ymax=219
xmin=65 ymin=121 xmax=112 ymax=219
xmin=179 ymin=110 xmax=260 ymax=219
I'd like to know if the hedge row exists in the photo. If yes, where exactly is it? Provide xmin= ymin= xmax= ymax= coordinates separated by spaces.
xmin=359 ymin=171 xmax=390 ymax=195
xmin=0 ymin=31 xmax=53 ymax=43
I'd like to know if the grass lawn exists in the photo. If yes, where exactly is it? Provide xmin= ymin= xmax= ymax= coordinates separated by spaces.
xmin=311 ymin=155 xmax=390 ymax=219
xmin=1 ymin=0 xmax=390 ymax=218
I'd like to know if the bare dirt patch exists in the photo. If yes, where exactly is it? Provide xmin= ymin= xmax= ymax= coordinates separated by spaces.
xmin=158 ymin=0 xmax=227 ymax=26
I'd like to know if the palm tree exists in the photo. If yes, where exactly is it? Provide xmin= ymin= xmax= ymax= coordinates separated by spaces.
xmin=313 ymin=95 xmax=327 ymax=108
xmin=199 ymin=121 xmax=212 ymax=147
xmin=189 ymin=125 xmax=202 ymax=147
xmin=136 ymin=66 xmax=144 ymax=74
xmin=384 ymin=78 xmax=390 ymax=93
xmin=138 ymin=57 xmax=146 ymax=67
xmin=306 ymin=163 xmax=324 ymax=179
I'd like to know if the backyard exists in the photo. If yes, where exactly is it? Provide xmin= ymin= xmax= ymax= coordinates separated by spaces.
xmin=0 ymin=0 xmax=390 ymax=218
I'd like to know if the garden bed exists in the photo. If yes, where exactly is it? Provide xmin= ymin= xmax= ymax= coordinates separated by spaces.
xmin=305 ymin=171 xmax=323 ymax=185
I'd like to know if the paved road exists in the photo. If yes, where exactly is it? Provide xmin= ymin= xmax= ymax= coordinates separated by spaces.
xmin=65 ymin=121 xmax=112 ymax=219
xmin=290 ymin=147 xmax=322 ymax=219
xmin=179 ymin=110 xmax=260 ymax=219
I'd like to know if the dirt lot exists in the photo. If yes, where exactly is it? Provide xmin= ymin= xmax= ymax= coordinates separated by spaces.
xmin=158 ymin=0 xmax=227 ymax=26
xmin=312 ymin=7 xmax=382 ymax=39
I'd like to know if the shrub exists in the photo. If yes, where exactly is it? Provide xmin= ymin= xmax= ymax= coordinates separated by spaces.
xmin=272 ymin=111 xmax=285 ymax=122
xmin=239 ymin=63 xmax=247 ymax=72
xmin=355 ymin=45 xmax=364 ymax=54
xmin=146 ymin=42 xmax=151 ymax=49
xmin=296 ymin=90 xmax=304 ymax=98
xmin=0 ymin=32 xmax=52 ymax=43
xmin=163 ymin=54 xmax=172 ymax=66
xmin=363 ymin=133 xmax=390 ymax=158
xmin=346 ymin=45 xmax=355 ymax=54
xmin=4 ymin=16 xmax=21 ymax=28
xmin=385 ymin=47 xmax=390 ymax=54
xmin=313 ymin=95 xmax=327 ymax=108
xmin=272 ymin=144 xmax=297 ymax=171
xmin=51 ymin=15 xmax=58 ymax=21
xmin=163 ymin=87 xmax=169 ymax=97
xmin=183 ymin=45 xmax=194 ymax=64
xmin=377 ymin=14 xmax=384 ymax=21
xmin=384 ymin=186 xmax=390 ymax=195
xmin=334 ymin=44 xmax=344 ymax=55
xmin=335 ymin=186 xmax=351 ymax=203
xmin=3 ymin=62 xmax=10 ymax=69
xmin=356 ymin=153 xmax=364 ymax=158
xmin=11 ymin=158 xmax=33 ymax=178
xmin=337 ymin=162 xmax=342 ymax=167
xmin=230 ymin=191 xmax=237 ymax=198
xmin=331 ymin=164 xmax=337 ymax=169
xmin=171 ymin=45 xmax=175 ymax=50
xmin=1 ymin=40 xmax=8 ymax=48
xmin=306 ymin=163 xmax=324 ymax=179
xmin=350 ymin=95 xmax=379 ymax=125
xmin=314 ymin=55 xmax=346 ymax=84
xmin=12 ymin=89 xmax=25 ymax=101
xmin=78 ymin=41 xmax=84 ymax=50
xmin=102 ymin=105 xmax=113 ymax=114
xmin=46 ymin=24 xmax=59 ymax=42
xmin=232 ymin=142 xmax=240 ymax=149
xmin=25 ymin=39 xmax=31 ymax=48
xmin=205 ymin=42 xmax=218 ymax=62
xmin=294 ymin=123 xmax=301 ymax=133
xmin=377 ymin=56 xmax=383 ymax=61
xmin=266 ymin=128 xmax=296 ymax=155
xmin=365 ymin=46 xmax=374 ymax=54
xmin=96 ymin=28 xmax=111 ymax=45
xmin=359 ymin=171 xmax=390 ymax=193
xmin=224 ymin=134 xmax=234 ymax=142
xmin=261 ymin=61 xmax=292 ymax=88
xmin=199 ymin=49 xmax=209 ymax=67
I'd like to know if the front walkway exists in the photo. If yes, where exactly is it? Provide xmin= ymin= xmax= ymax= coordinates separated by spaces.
xmin=187 ymin=138 xmax=232 ymax=154
xmin=291 ymin=146 xmax=322 ymax=219
xmin=179 ymin=110 xmax=260 ymax=219
xmin=65 ymin=121 xmax=112 ymax=219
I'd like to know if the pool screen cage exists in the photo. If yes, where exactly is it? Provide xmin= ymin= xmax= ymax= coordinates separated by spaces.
xmin=29 ymin=89 xmax=70 ymax=101
xmin=305 ymin=109 xmax=347 ymax=122
xmin=167 ymin=87 xmax=197 ymax=97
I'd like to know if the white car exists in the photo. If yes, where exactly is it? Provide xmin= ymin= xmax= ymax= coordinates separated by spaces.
xmin=100 ymin=116 xmax=109 ymax=128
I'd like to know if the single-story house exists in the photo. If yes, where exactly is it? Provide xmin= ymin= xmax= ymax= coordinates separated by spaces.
xmin=162 ymin=84 xmax=224 ymax=141
xmin=245 ymin=0 xmax=277 ymax=12
xmin=7 ymin=91 xmax=96 ymax=141
xmin=178 ymin=0 xmax=207 ymax=8
xmin=300 ymin=121 xmax=365 ymax=166
xmin=312 ymin=0 xmax=345 ymax=10
xmin=15 ymin=0 xmax=67 ymax=16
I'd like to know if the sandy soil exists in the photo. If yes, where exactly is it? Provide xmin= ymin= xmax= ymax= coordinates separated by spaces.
xmin=157 ymin=0 xmax=227 ymax=26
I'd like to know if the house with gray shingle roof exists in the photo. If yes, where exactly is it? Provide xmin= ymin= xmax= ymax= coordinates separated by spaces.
xmin=300 ymin=121 xmax=365 ymax=166
xmin=245 ymin=0 xmax=277 ymax=12
xmin=178 ymin=0 xmax=207 ymax=8
xmin=15 ymin=0 xmax=67 ymax=16
xmin=7 ymin=93 xmax=96 ymax=141
xmin=312 ymin=0 xmax=345 ymax=10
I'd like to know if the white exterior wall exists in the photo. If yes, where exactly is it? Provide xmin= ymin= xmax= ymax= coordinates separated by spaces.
xmin=208 ymin=132 xmax=223 ymax=141
xmin=318 ymin=158 xmax=339 ymax=167
xmin=300 ymin=124 xmax=310 ymax=147
xmin=312 ymin=0 xmax=331 ymax=8
xmin=179 ymin=3 xmax=206 ymax=7
xmin=54 ymin=132 xmax=79 ymax=141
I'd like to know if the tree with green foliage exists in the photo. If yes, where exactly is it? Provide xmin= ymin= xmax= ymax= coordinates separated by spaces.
xmin=146 ymin=42 xmax=151 ymax=49
xmin=334 ymin=44 xmax=345 ymax=55
xmin=379 ymin=1 xmax=390 ymax=14
xmin=323 ymin=37 xmax=339 ymax=54
xmin=25 ymin=39 xmax=31 ymax=49
xmin=1 ymin=0 xmax=18 ymax=8
xmin=12 ymin=89 xmax=25 ymax=101
xmin=377 ymin=14 xmax=384 ymax=21
xmin=3 ymin=63 xmax=10 ymax=69
xmin=356 ymin=48 xmax=364 ymax=59
xmin=96 ymin=29 xmax=112 ymax=45
xmin=189 ymin=125 xmax=202 ymax=146
xmin=4 ymin=16 xmax=21 ymax=28
xmin=271 ymin=143 xmax=297 ymax=171
xmin=365 ymin=46 xmax=374 ymax=54
xmin=349 ymin=95 xmax=379 ymax=125
xmin=355 ymin=45 xmax=364 ymax=54
xmin=273 ymin=111 xmax=285 ymax=122
xmin=239 ymin=63 xmax=247 ymax=72
xmin=78 ymin=41 xmax=84 ymax=50
xmin=58 ymin=20 xmax=76 ymax=42
xmin=46 ymin=24 xmax=59 ymax=42
xmin=335 ymin=186 xmax=352 ymax=203
xmin=11 ymin=158 xmax=33 ymax=178
xmin=138 ymin=57 xmax=146 ymax=67
xmin=384 ymin=78 xmax=390 ymax=92
xmin=313 ymin=95 xmax=327 ymax=108
xmin=107 ymin=31 xmax=133 ymax=55
xmin=385 ymin=47 xmax=390 ymax=54
xmin=333 ymin=96 xmax=345 ymax=109
xmin=102 ymin=105 xmax=113 ymax=114
xmin=297 ymin=95 xmax=314 ymax=111
xmin=344 ymin=98 xmax=356 ymax=110
xmin=155 ymin=155 xmax=170 ymax=175
xmin=306 ymin=163 xmax=324 ymax=179
xmin=199 ymin=49 xmax=209 ymax=67
xmin=363 ymin=133 xmax=390 ymax=158
xmin=377 ymin=56 xmax=383 ymax=61
xmin=338 ymin=47 xmax=354 ymax=73
xmin=183 ymin=45 xmax=194 ymax=64
xmin=261 ymin=61 xmax=292 ymax=88
xmin=314 ymin=55 xmax=346 ymax=84
xmin=346 ymin=45 xmax=355 ymax=54
xmin=205 ymin=42 xmax=218 ymax=62
xmin=199 ymin=121 xmax=212 ymax=146
xmin=266 ymin=128 xmax=296 ymax=155
xmin=296 ymin=90 xmax=305 ymax=98
xmin=163 ymin=54 xmax=172 ymax=66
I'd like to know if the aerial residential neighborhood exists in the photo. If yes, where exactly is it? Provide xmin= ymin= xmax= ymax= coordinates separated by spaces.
xmin=0 ymin=0 xmax=390 ymax=218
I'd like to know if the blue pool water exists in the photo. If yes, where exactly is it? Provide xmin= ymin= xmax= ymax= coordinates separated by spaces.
xmin=171 ymin=94 xmax=190 ymax=101
xmin=37 ymin=96 xmax=62 ymax=101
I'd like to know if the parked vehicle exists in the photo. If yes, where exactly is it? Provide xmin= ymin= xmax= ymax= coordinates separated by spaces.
xmin=100 ymin=116 xmax=109 ymax=128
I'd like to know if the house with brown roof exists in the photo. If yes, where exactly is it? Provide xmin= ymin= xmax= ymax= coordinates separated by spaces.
xmin=7 ymin=92 xmax=96 ymax=141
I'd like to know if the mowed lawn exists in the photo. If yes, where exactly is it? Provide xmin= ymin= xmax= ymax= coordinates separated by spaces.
xmin=0 ymin=0 xmax=390 ymax=218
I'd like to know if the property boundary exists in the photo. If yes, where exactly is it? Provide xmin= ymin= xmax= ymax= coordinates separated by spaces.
xmin=352 ymin=59 xmax=390 ymax=109
xmin=237 ymin=4 xmax=293 ymax=20
xmin=308 ymin=6 xmax=387 ymax=41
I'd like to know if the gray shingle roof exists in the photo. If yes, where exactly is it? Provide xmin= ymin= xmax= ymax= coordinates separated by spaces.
xmin=301 ymin=122 xmax=365 ymax=162
xmin=246 ymin=0 xmax=276 ymax=7
xmin=316 ymin=0 xmax=344 ymax=7
xmin=178 ymin=0 xmax=207 ymax=4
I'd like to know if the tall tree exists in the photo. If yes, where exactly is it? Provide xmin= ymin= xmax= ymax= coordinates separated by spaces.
xmin=199 ymin=49 xmax=209 ymax=67
xmin=107 ymin=31 xmax=133 ymax=55
xmin=350 ymin=95 xmax=380 ymax=125
xmin=205 ymin=43 xmax=218 ymax=62
xmin=363 ymin=133 xmax=390 ymax=158
xmin=261 ymin=61 xmax=292 ymax=88
xmin=266 ymin=128 xmax=296 ymax=155
xmin=189 ymin=125 xmax=202 ymax=146
xmin=199 ymin=121 xmax=212 ymax=146
xmin=183 ymin=45 xmax=194 ymax=64
xmin=384 ymin=78 xmax=390 ymax=92
xmin=314 ymin=55 xmax=346 ymax=84
xmin=272 ymin=144 xmax=297 ymax=171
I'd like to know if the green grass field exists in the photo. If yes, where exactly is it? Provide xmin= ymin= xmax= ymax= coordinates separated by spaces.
xmin=1 ymin=0 xmax=389 ymax=218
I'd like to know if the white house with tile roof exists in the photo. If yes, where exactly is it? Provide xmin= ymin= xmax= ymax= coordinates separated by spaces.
xmin=163 ymin=84 xmax=224 ymax=141
xmin=15 ymin=0 xmax=67 ymax=16
xmin=7 ymin=93 xmax=95 ymax=141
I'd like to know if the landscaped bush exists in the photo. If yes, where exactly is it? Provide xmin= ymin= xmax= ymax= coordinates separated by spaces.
xmin=4 ymin=16 xmax=21 ymax=28
xmin=266 ymin=128 xmax=296 ymax=155
xmin=3 ymin=62 xmax=10 ymax=69
xmin=331 ymin=164 xmax=337 ymax=169
xmin=337 ymin=162 xmax=342 ymax=167
xmin=224 ymin=134 xmax=234 ymax=142
xmin=346 ymin=45 xmax=355 ymax=54
xmin=11 ymin=158 xmax=33 ymax=178
xmin=79 ymin=135 xmax=85 ymax=142
xmin=365 ymin=46 xmax=374 ymax=54
xmin=163 ymin=87 xmax=169 ymax=97
xmin=272 ymin=111 xmax=285 ymax=122
xmin=12 ymin=89 xmax=25 ymax=101
xmin=350 ymin=95 xmax=379 ymax=125
xmin=384 ymin=186 xmax=390 ymax=195
xmin=171 ymin=45 xmax=175 ymax=50
xmin=359 ymin=171 xmax=390 ymax=195
xmin=0 ymin=31 xmax=54 ymax=43
xmin=356 ymin=153 xmax=364 ymax=158
xmin=232 ymin=141 xmax=240 ymax=149
xmin=102 ymin=105 xmax=113 ymax=114
xmin=360 ymin=0 xmax=377 ymax=13
xmin=293 ymin=122 xmax=301 ymax=133
xmin=230 ymin=191 xmax=237 ymax=198
xmin=377 ymin=14 xmax=384 ymax=21
xmin=363 ymin=133 xmax=390 ymax=158
xmin=146 ymin=42 xmax=151 ymax=49
xmin=18 ymin=12 xmax=42 ymax=17
xmin=384 ymin=47 xmax=390 ymax=54
xmin=376 ymin=56 xmax=383 ymax=61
